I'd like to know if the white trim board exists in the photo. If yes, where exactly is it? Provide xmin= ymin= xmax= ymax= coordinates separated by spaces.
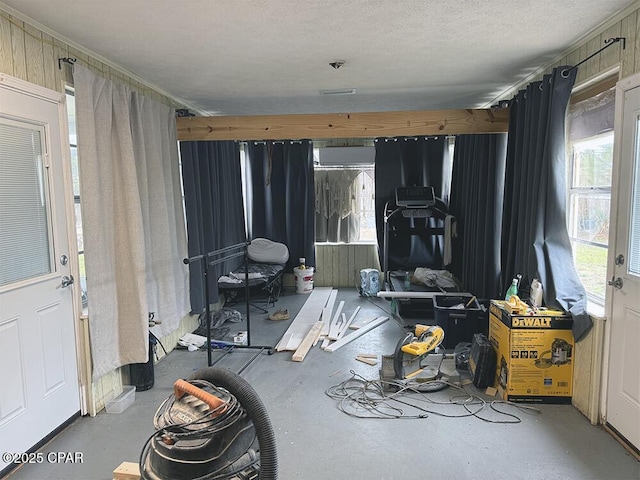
xmin=324 ymin=316 xmax=389 ymax=352
xmin=275 ymin=287 xmax=333 ymax=351
xmin=321 ymin=289 xmax=338 ymax=337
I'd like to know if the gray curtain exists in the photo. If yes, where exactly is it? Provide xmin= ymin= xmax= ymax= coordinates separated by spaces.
xmin=502 ymin=65 xmax=592 ymax=340
xmin=179 ymin=141 xmax=246 ymax=314
xmin=245 ymin=141 xmax=315 ymax=271
xmin=74 ymin=65 xmax=188 ymax=379
xmin=374 ymin=136 xmax=451 ymax=270
xmin=449 ymin=133 xmax=507 ymax=299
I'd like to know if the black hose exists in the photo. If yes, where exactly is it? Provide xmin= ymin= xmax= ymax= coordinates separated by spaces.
xmin=189 ymin=367 xmax=277 ymax=480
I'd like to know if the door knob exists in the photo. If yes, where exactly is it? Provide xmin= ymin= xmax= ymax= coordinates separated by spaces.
xmin=61 ymin=275 xmax=75 ymax=288
xmin=607 ymin=276 xmax=623 ymax=289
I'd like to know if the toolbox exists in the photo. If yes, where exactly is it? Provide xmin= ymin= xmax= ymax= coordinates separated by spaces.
xmin=433 ymin=295 xmax=487 ymax=349
xmin=468 ymin=333 xmax=496 ymax=388
xmin=489 ymin=300 xmax=574 ymax=404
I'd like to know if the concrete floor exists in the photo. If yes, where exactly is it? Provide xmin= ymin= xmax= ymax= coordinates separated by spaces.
xmin=6 ymin=288 xmax=639 ymax=480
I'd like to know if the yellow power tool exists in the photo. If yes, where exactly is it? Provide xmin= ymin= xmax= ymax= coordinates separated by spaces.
xmin=392 ymin=324 xmax=445 ymax=380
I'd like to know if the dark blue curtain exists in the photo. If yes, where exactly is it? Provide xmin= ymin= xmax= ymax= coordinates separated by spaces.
xmin=449 ymin=133 xmax=507 ymax=299
xmin=502 ymin=66 xmax=592 ymax=340
xmin=245 ymin=141 xmax=315 ymax=271
xmin=374 ymin=136 xmax=451 ymax=271
xmin=180 ymin=141 xmax=246 ymax=314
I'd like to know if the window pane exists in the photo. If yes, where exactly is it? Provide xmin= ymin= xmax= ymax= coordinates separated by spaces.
xmin=70 ymin=146 xmax=79 ymax=196
xmin=572 ymin=135 xmax=613 ymax=188
xmin=568 ymin=193 xmax=610 ymax=245
xmin=66 ymin=92 xmax=76 ymax=145
xmin=0 ymin=121 xmax=52 ymax=286
xmin=628 ymin=115 xmax=640 ymax=276
xmin=571 ymin=241 xmax=608 ymax=301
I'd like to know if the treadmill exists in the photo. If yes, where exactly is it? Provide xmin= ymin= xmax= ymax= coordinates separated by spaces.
xmin=379 ymin=186 xmax=459 ymax=317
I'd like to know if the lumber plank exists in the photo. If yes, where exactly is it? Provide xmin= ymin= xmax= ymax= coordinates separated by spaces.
xmin=292 ymin=321 xmax=324 ymax=362
xmin=350 ymin=315 xmax=377 ymax=330
xmin=113 ymin=461 xmax=140 ymax=480
xmin=176 ymin=108 xmax=510 ymax=141
xmin=321 ymin=289 xmax=338 ymax=336
xmin=356 ymin=355 xmax=378 ymax=366
xmin=337 ymin=306 xmax=360 ymax=338
xmin=324 ymin=316 xmax=389 ymax=352
xmin=328 ymin=301 xmax=345 ymax=340
xmin=276 ymin=287 xmax=333 ymax=351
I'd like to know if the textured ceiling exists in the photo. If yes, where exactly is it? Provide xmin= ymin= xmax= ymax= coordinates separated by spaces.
xmin=2 ymin=0 xmax=635 ymax=115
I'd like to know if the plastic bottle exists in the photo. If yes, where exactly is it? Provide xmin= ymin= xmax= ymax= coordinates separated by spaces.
xmin=299 ymin=257 xmax=306 ymax=270
xmin=530 ymin=279 xmax=543 ymax=307
xmin=404 ymin=271 xmax=411 ymax=290
xmin=505 ymin=278 xmax=519 ymax=301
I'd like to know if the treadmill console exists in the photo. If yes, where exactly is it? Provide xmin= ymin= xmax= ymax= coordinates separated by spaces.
xmin=395 ymin=186 xmax=436 ymax=208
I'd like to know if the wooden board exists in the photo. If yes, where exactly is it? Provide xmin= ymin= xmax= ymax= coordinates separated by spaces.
xmin=324 ymin=316 xmax=389 ymax=352
xmin=321 ymin=289 xmax=338 ymax=336
xmin=350 ymin=315 xmax=377 ymax=330
xmin=176 ymin=108 xmax=510 ymax=141
xmin=275 ymin=287 xmax=332 ymax=351
xmin=327 ymin=301 xmax=345 ymax=340
xmin=292 ymin=321 xmax=324 ymax=362
xmin=113 ymin=462 xmax=140 ymax=480
xmin=336 ymin=306 xmax=360 ymax=339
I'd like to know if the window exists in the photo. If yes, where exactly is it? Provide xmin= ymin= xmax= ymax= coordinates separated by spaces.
xmin=566 ymin=85 xmax=615 ymax=303
xmin=66 ymin=90 xmax=87 ymax=306
xmin=313 ymin=145 xmax=376 ymax=243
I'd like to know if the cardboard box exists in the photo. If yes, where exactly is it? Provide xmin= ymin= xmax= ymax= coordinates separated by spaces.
xmin=489 ymin=300 xmax=574 ymax=404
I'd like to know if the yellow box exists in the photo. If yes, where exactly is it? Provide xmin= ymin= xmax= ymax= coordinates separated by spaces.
xmin=489 ymin=300 xmax=574 ymax=404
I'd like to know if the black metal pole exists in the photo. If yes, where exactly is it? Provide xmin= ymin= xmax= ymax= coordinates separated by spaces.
xmin=202 ymin=255 xmax=213 ymax=366
xmin=244 ymin=242 xmax=251 ymax=345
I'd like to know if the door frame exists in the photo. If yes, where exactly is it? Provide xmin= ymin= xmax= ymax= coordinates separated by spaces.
xmin=0 ymin=72 xmax=90 ymax=415
xmin=600 ymin=70 xmax=640 ymax=424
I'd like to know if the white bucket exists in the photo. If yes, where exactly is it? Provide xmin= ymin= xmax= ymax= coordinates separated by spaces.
xmin=293 ymin=267 xmax=314 ymax=294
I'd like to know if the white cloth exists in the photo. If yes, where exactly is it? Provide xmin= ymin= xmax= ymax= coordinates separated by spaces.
xmin=219 ymin=275 xmax=242 ymax=284
xmin=74 ymin=65 xmax=188 ymax=380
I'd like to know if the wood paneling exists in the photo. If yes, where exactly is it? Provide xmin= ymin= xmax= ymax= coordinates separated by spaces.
xmin=9 ymin=15 xmax=26 ymax=79
xmin=24 ymin=23 xmax=44 ymax=86
xmin=177 ymin=108 xmax=510 ymax=141
xmin=572 ymin=319 xmax=605 ymax=424
xmin=0 ymin=15 xmax=13 ymax=75
xmin=314 ymin=244 xmax=380 ymax=288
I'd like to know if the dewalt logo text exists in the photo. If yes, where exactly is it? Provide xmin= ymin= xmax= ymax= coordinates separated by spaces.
xmin=512 ymin=317 xmax=552 ymax=328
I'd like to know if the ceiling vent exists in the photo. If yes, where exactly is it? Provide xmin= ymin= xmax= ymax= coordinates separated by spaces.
xmin=319 ymin=88 xmax=356 ymax=96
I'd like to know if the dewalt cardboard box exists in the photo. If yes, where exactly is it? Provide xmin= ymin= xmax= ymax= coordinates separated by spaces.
xmin=489 ymin=300 xmax=574 ymax=404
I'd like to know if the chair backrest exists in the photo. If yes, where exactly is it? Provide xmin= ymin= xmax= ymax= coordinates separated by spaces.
xmin=247 ymin=238 xmax=289 ymax=264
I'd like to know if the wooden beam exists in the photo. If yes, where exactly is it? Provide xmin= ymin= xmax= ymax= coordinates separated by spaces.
xmin=176 ymin=108 xmax=509 ymax=141
xmin=292 ymin=321 xmax=324 ymax=362
xmin=113 ymin=462 xmax=140 ymax=480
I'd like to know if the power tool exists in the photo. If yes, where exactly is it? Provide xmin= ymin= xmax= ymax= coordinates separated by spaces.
xmin=380 ymin=325 xmax=446 ymax=388
xmin=139 ymin=367 xmax=277 ymax=480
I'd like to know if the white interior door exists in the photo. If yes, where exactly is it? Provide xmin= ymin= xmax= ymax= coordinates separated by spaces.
xmin=0 ymin=76 xmax=80 ymax=474
xmin=606 ymin=75 xmax=640 ymax=451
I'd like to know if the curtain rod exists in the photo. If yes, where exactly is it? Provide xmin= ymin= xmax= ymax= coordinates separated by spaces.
xmin=58 ymin=57 xmax=76 ymax=70
xmin=562 ymin=37 xmax=625 ymax=77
